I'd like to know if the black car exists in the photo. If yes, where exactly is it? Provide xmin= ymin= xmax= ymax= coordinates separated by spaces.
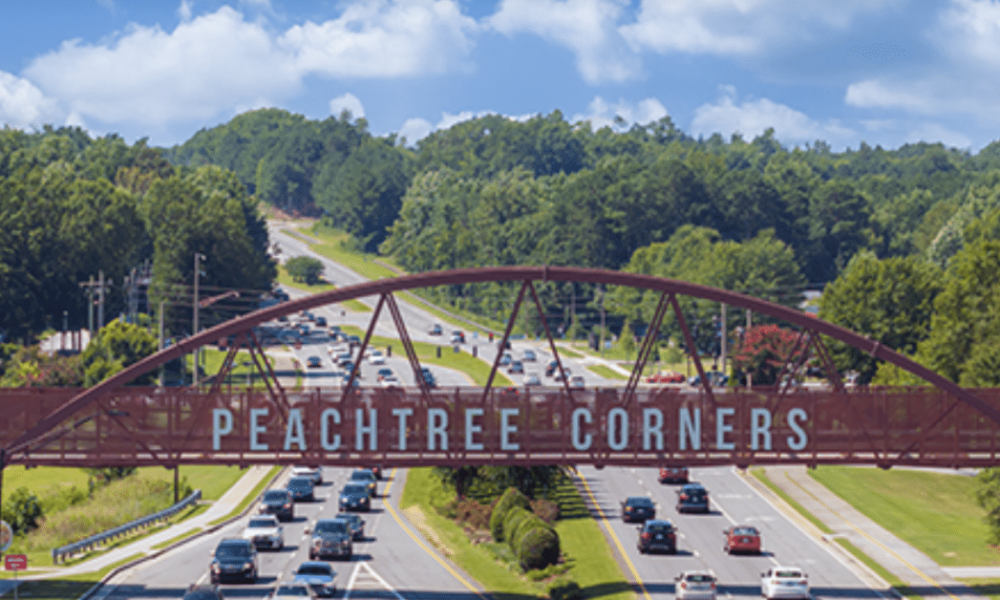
xmin=287 ymin=476 xmax=316 ymax=502
xmin=337 ymin=513 xmax=366 ymax=540
xmin=621 ymin=496 xmax=656 ymax=523
xmin=338 ymin=482 xmax=371 ymax=512
xmin=428 ymin=323 xmax=443 ymax=335
xmin=182 ymin=585 xmax=224 ymax=600
xmin=420 ymin=367 xmax=437 ymax=388
xmin=308 ymin=518 xmax=353 ymax=560
xmin=210 ymin=538 xmax=258 ymax=584
xmin=637 ymin=519 xmax=678 ymax=554
xmin=260 ymin=489 xmax=294 ymax=521
xmin=350 ymin=469 xmax=378 ymax=497
xmin=676 ymin=483 xmax=710 ymax=513
xmin=315 ymin=316 xmax=327 ymax=327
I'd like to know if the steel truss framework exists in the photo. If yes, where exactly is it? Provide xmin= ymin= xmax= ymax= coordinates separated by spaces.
xmin=1 ymin=266 xmax=998 ymax=470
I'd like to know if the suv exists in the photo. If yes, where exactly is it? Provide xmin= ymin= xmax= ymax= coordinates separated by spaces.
xmin=308 ymin=518 xmax=353 ymax=560
xmin=210 ymin=538 xmax=258 ymax=584
xmin=338 ymin=482 xmax=371 ymax=512
xmin=637 ymin=519 xmax=677 ymax=554
xmin=287 ymin=476 xmax=315 ymax=502
xmin=242 ymin=515 xmax=284 ymax=550
xmin=675 ymin=571 xmax=717 ymax=600
xmin=676 ymin=483 xmax=710 ymax=513
xmin=350 ymin=469 xmax=378 ymax=497
xmin=260 ymin=489 xmax=294 ymax=521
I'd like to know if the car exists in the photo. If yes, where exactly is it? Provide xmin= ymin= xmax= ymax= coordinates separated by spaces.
xmin=339 ymin=482 xmax=371 ymax=511
xmin=308 ymin=518 xmax=353 ymax=560
xmin=688 ymin=370 xmax=729 ymax=387
xmin=306 ymin=356 xmax=322 ymax=368
xmin=182 ymin=584 xmax=224 ymax=600
xmin=293 ymin=562 xmax=338 ymax=597
xmin=347 ymin=334 xmax=362 ymax=346
xmin=524 ymin=373 xmax=542 ymax=387
xmin=675 ymin=571 xmax=717 ymax=600
xmin=337 ymin=513 xmax=366 ymax=540
xmin=380 ymin=374 xmax=401 ymax=388
xmin=336 ymin=352 xmax=353 ymax=366
xmin=292 ymin=465 xmax=323 ymax=485
xmin=370 ymin=464 xmax=383 ymax=479
xmin=621 ymin=496 xmax=656 ymax=523
xmin=658 ymin=466 xmax=689 ymax=484
xmin=521 ymin=349 xmax=537 ymax=362
xmin=647 ymin=370 xmax=685 ymax=384
xmin=637 ymin=519 xmax=677 ymax=554
xmin=376 ymin=367 xmax=394 ymax=381
xmin=450 ymin=330 xmax=465 ymax=344
xmin=428 ymin=323 xmax=443 ymax=335
xmin=499 ymin=352 xmax=512 ymax=366
xmin=210 ymin=538 xmax=258 ymax=584
xmin=568 ymin=375 xmax=585 ymax=389
xmin=544 ymin=360 xmax=560 ymax=377
xmin=676 ymin=483 xmax=710 ymax=513
xmin=350 ymin=469 xmax=379 ymax=496
xmin=420 ymin=367 xmax=437 ymax=388
xmin=554 ymin=368 xmax=573 ymax=382
xmin=268 ymin=582 xmax=318 ymax=600
xmin=287 ymin=476 xmax=316 ymax=502
xmin=328 ymin=325 xmax=341 ymax=337
xmin=508 ymin=360 xmax=524 ymax=374
xmin=760 ymin=567 xmax=809 ymax=600
xmin=259 ymin=489 xmax=294 ymax=521
xmin=315 ymin=316 xmax=327 ymax=327
xmin=723 ymin=525 xmax=761 ymax=554
xmin=242 ymin=515 xmax=284 ymax=550
xmin=369 ymin=350 xmax=386 ymax=365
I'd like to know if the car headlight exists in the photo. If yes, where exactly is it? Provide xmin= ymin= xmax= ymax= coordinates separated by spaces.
xmin=341 ymin=540 xmax=350 ymax=547
xmin=211 ymin=563 xmax=220 ymax=572
xmin=243 ymin=562 xmax=253 ymax=570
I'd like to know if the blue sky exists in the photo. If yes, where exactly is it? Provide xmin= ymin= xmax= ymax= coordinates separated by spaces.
xmin=1 ymin=0 xmax=998 ymax=151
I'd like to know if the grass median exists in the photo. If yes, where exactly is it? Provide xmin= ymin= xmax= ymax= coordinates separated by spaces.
xmin=400 ymin=467 xmax=633 ymax=600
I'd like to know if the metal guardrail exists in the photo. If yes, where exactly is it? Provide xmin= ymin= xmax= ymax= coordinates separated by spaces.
xmin=51 ymin=489 xmax=201 ymax=564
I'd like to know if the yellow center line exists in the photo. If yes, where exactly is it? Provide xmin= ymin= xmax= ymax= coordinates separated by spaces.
xmin=782 ymin=470 xmax=960 ymax=600
xmin=381 ymin=468 xmax=489 ymax=600
xmin=576 ymin=469 xmax=651 ymax=600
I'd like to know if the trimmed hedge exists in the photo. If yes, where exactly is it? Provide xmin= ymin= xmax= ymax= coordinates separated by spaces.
xmin=503 ymin=506 xmax=534 ymax=547
xmin=510 ymin=513 xmax=551 ymax=554
xmin=490 ymin=487 xmax=530 ymax=541
xmin=518 ymin=525 xmax=561 ymax=571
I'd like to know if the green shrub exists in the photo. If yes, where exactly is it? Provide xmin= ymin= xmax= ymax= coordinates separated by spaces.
xmin=509 ymin=514 xmax=550 ymax=554
xmin=490 ymin=487 xmax=530 ymax=541
xmin=548 ymin=579 xmax=583 ymax=600
xmin=1 ymin=487 xmax=43 ymax=535
xmin=502 ymin=506 xmax=533 ymax=547
xmin=518 ymin=525 xmax=560 ymax=570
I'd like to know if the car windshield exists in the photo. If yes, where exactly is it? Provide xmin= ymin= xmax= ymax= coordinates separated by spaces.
xmin=733 ymin=526 xmax=758 ymax=535
xmin=275 ymin=585 xmax=310 ymax=596
xmin=263 ymin=491 xmax=288 ymax=501
xmin=627 ymin=497 xmax=653 ymax=507
xmin=775 ymin=570 xmax=803 ymax=579
xmin=343 ymin=484 xmax=367 ymax=494
xmin=314 ymin=521 xmax=348 ymax=535
xmin=249 ymin=518 xmax=276 ymax=528
xmin=289 ymin=478 xmax=311 ymax=487
xmin=686 ymin=574 xmax=714 ymax=582
xmin=216 ymin=543 xmax=251 ymax=558
xmin=351 ymin=471 xmax=374 ymax=481
xmin=296 ymin=564 xmax=332 ymax=576
xmin=646 ymin=523 xmax=673 ymax=533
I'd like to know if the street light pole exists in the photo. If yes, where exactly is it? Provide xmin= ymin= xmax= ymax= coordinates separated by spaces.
xmin=193 ymin=253 xmax=205 ymax=387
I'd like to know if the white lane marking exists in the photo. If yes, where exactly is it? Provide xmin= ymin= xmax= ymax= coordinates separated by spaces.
xmin=343 ymin=561 xmax=406 ymax=600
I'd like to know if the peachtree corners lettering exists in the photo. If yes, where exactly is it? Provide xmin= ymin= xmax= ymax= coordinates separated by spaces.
xmin=211 ymin=406 xmax=810 ymax=453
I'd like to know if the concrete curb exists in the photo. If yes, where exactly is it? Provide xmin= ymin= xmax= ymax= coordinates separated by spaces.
xmin=77 ymin=466 xmax=287 ymax=600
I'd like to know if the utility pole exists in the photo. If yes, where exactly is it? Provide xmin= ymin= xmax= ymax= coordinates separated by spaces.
xmin=720 ymin=303 xmax=728 ymax=376
xmin=193 ymin=253 xmax=205 ymax=387
xmin=159 ymin=302 xmax=165 ymax=387
xmin=97 ymin=270 xmax=105 ymax=330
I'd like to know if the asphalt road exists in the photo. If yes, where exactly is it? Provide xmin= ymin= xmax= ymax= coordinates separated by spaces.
xmin=100 ymin=467 xmax=486 ymax=599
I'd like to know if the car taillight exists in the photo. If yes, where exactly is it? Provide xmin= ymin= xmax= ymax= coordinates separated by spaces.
xmin=679 ymin=582 xmax=687 ymax=590
xmin=680 ymin=494 xmax=688 ymax=500
xmin=283 ymin=503 xmax=291 ymax=509
xmin=711 ymin=582 xmax=716 ymax=589
xmin=642 ymin=533 xmax=651 ymax=540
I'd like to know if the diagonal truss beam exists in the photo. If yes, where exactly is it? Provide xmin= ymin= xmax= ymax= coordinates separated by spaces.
xmin=669 ymin=294 xmax=716 ymax=410
xmin=482 ymin=280 xmax=529 ymax=403
xmin=342 ymin=294 xmax=387 ymax=403
xmin=526 ymin=278 xmax=575 ymax=400
xmin=623 ymin=291 xmax=671 ymax=407
xmin=385 ymin=292 xmax=432 ymax=405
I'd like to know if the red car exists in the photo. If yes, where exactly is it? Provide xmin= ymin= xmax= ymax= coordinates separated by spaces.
xmin=723 ymin=525 xmax=761 ymax=554
xmin=658 ymin=466 xmax=689 ymax=484
xmin=646 ymin=370 xmax=685 ymax=384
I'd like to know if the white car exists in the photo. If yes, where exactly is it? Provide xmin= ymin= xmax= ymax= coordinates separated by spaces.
xmin=380 ymin=374 xmax=401 ymax=388
xmin=369 ymin=350 xmax=386 ymax=365
xmin=675 ymin=571 xmax=717 ymax=600
xmin=761 ymin=567 xmax=809 ymax=600
xmin=524 ymin=373 xmax=542 ymax=387
xmin=292 ymin=465 xmax=322 ymax=484
xmin=242 ymin=514 xmax=285 ymax=551
xmin=569 ymin=375 xmax=586 ymax=389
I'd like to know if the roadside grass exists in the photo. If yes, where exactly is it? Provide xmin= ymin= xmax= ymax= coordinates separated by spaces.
xmin=808 ymin=466 xmax=994 ymax=566
xmin=276 ymin=264 xmax=370 ymax=312
xmin=338 ymin=325 xmax=513 ymax=387
xmin=0 ymin=552 xmax=146 ymax=599
xmin=834 ymin=538 xmax=921 ymax=600
xmin=586 ymin=364 xmax=626 ymax=380
xmin=749 ymin=468 xmax=833 ymax=534
xmin=958 ymin=578 xmax=1000 ymax=600
xmin=191 ymin=348 xmax=275 ymax=389
xmin=556 ymin=346 xmax=584 ymax=359
xmin=206 ymin=465 xmax=282 ymax=527
xmin=400 ymin=467 xmax=633 ymax=600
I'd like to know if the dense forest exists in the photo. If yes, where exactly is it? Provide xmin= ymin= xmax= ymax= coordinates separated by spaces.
xmin=5 ymin=106 xmax=1000 ymax=387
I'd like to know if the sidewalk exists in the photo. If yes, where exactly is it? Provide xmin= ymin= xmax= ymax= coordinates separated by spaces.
xmin=0 ymin=465 xmax=278 ymax=596
xmin=747 ymin=465 xmax=988 ymax=600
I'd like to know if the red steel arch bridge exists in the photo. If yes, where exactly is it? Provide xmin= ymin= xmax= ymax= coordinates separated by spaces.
xmin=2 ymin=266 xmax=999 ymax=472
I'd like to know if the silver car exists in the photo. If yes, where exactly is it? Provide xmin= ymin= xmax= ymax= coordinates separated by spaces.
xmin=242 ymin=515 xmax=284 ymax=551
xmin=675 ymin=571 xmax=717 ymax=600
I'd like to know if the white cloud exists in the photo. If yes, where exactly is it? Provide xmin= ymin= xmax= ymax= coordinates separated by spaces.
xmin=571 ymin=96 xmax=668 ymax=130
xmin=397 ymin=109 xmax=496 ymax=145
xmin=490 ymin=0 xmax=639 ymax=83
xmin=282 ymin=0 xmax=478 ymax=78
xmin=844 ymin=80 xmax=940 ymax=114
xmin=177 ymin=0 xmax=193 ymax=22
xmin=692 ymin=87 xmax=854 ymax=146
xmin=621 ymin=0 xmax=898 ymax=56
xmin=938 ymin=0 xmax=1000 ymax=69
xmin=330 ymin=93 xmax=365 ymax=119
xmin=905 ymin=122 xmax=972 ymax=149
xmin=398 ymin=117 xmax=434 ymax=145
xmin=0 ymin=71 xmax=61 ymax=129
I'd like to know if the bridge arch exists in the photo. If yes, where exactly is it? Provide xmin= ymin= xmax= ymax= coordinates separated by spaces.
xmin=6 ymin=266 xmax=997 ymax=456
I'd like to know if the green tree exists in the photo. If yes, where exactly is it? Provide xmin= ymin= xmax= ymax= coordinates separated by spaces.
xmin=285 ymin=256 xmax=325 ymax=284
xmin=79 ymin=320 xmax=158 ymax=386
